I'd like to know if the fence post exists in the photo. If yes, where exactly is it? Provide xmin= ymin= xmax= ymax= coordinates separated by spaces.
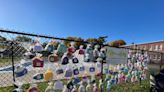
xmin=101 ymin=57 xmax=103 ymax=92
xmin=11 ymin=42 xmax=15 ymax=82
xmin=101 ymin=44 xmax=105 ymax=92
xmin=160 ymin=52 xmax=163 ymax=69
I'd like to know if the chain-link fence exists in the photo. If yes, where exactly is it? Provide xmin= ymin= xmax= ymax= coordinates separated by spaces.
xmin=0 ymin=30 xmax=104 ymax=92
xmin=0 ymin=29 xmax=163 ymax=92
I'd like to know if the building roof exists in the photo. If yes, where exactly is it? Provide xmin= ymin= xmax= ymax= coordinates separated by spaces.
xmin=123 ymin=40 xmax=164 ymax=47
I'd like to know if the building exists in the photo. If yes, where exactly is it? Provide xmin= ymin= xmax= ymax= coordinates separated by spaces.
xmin=123 ymin=40 xmax=164 ymax=53
xmin=123 ymin=40 xmax=164 ymax=64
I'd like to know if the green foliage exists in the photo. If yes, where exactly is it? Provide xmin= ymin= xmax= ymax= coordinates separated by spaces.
xmin=64 ymin=36 xmax=85 ymax=48
xmin=15 ymin=36 xmax=32 ymax=42
xmin=97 ymin=37 xmax=106 ymax=45
xmin=0 ymin=43 xmax=6 ymax=49
xmin=0 ymin=36 xmax=6 ymax=41
xmin=74 ymin=37 xmax=85 ymax=49
xmin=0 ymin=36 xmax=7 ymax=49
xmin=42 ymin=42 xmax=48 ymax=48
xmin=86 ymin=37 xmax=106 ymax=45
xmin=108 ymin=39 xmax=126 ymax=47
xmin=42 ymin=40 xmax=59 ymax=49
xmin=64 ymin=36 xmax=76 ymax=47
xmin=86 ymin=38 xmax=97 ymax=45
xmin=52 ymin=41 xmax=60 ymax=49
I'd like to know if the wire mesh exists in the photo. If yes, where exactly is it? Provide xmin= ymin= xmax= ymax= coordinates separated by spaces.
xmin=0 ymin=29 xmax=163 ymax=92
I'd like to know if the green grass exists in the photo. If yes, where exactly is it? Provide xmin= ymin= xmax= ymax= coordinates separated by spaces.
xmin=0 ymin=57 xmax=151 ymax=92
xmin=0 ymin=78 xmax=150 ymax=92
xmin=110 ymin=80 xmax=149 ymax=92
xmin=148 ymin=64 xmax=160 ymax=75
xmin=0 ymin=57 xmax=21 ymax=65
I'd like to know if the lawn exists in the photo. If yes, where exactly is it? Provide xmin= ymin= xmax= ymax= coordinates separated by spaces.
xmin=0 ymin=78 xmax=150 ymax=92
xmin=0 ymin=57 xmax=151 ymax=92
xmin=0 ymin=57 xmax=21 ymax=67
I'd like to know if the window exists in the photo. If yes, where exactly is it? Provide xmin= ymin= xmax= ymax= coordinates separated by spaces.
xmin=153 ymin=45 xmax=156 ymax=51
xmin=155 ymin=55 xmax=158 ymax=60
xmin=157 ymin=54 xmax=161 ymax=60
xmin=144 ymin=46 xmax=147 ymax=50
xmin=149 ymin=45 xmax=153 ymax=51
xmin=141 ymin=46 xmax=144 ymax=50
xmin=160 ymin=44 xmax=163 ymax=50
xmin=142 ymin=46 xmax=145 ymax=50
xmin=152 ymin=55 xmax=156 ymax=60
xmin=155 ymin=45 xmax=158 ymax=51
xmin=158 ymin=45 xmax=160 ymax=51
xmin=150 ymin=54 xmax=155 ymax=60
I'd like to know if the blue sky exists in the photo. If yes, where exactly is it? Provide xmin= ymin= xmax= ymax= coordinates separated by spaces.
xmin=0 ymin=0 xmax=163 ymax=44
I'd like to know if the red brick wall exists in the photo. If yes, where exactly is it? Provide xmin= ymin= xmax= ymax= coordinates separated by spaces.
xmin=123 ymin=41 xmax=164 ymax=52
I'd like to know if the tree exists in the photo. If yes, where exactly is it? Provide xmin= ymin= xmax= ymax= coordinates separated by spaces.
xmin=97 ymin=37 xmax=106 ymax=45
xmin=0 ymin=36 xmax=6 ymax=41
xmin=0 ymin=36 xmax=6 ymax=49
xmin=74 ymin=37 xmax=85 ymax=49
xmin=86 ymin=38 xmax=98 ymax=45
xmin=64 ymin=36 xmax=76 ymax=47
xmin=86 ymin=37 xmax=106 ymax=46
xmin=51 ymin=40 xmax=60 ymax=49
xmin=42 ymin=42 xmax=48 ymax=48
xmin=15 ymin=36 xmax=32 ymax=42
xmin=64 ymin=36 xmax=85 ymax=48
xmin=108 ymin=39 xmax=126 ymax=47
xmin=42 ymin=40 xmax=59 ymax=49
